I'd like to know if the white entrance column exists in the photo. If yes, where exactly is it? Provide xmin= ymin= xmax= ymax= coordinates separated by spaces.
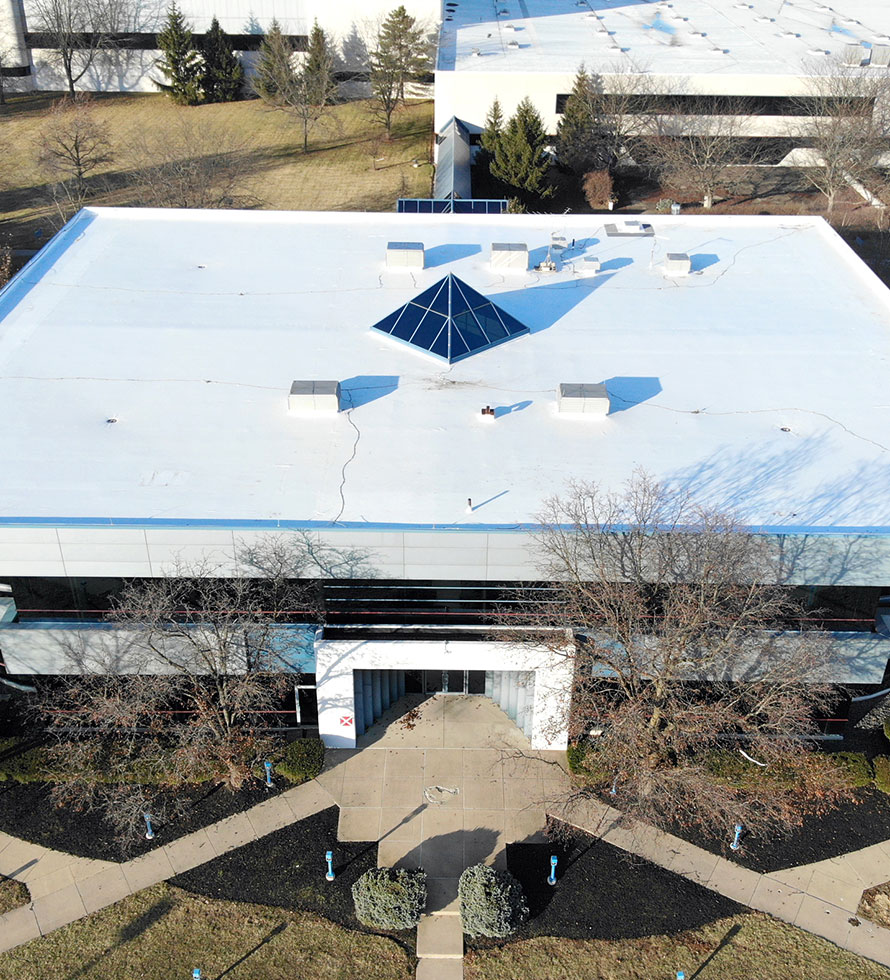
xmin=315 ymin=639 xmax=572 ymax=750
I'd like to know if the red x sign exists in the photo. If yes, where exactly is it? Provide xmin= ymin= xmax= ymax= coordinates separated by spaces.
xmin=340 ymin=715 xmax=353 ymax=727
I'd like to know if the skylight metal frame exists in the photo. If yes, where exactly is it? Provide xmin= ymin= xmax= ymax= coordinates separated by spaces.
xmin=370 ymin=273 xmax=529 ymax=363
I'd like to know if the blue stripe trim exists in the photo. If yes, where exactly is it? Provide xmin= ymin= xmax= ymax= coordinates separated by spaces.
xmin=0 ymin=516 xmax=888 ymax=536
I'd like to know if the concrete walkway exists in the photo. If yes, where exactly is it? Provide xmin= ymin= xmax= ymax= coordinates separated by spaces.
xmin=323 ymin=694 xmax=573 ymax=980
xmin=551 ymin=796 xmax=890 ymax=968
xmin=0 ymin=779 xmax=334 ymax=954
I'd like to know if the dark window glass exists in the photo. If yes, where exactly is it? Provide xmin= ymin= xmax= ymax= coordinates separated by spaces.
xmin=499 ymin=309 xmax=529 ymax=337
xmin=371 ymin=309 xmax=403 ymax=335
xmin=410 ymin=311 xmax=447 ymax=349
xmin=448 ymin=329 xmax=470 ymax=359
xmin=428 ymin=282 xmax=452 ymax=316
xmin=453 ymin=312 xmax=488 ymax=351
xmin=390 ymin=304 xmax=425 ymax=341
xmin=430 ymin=328 xmax=451 ymax=359
xmin=476 ymin=306 xmax=509 ymax=342
xmin=413 ymin=280 xmax=447 ymax=311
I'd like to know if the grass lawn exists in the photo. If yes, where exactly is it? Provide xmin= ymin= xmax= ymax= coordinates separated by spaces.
xmin=0 ymin=93 xmax=434 ymax=248
xmin=0 ymin=876 xmax=28 ymax=915
xmin=0 ymin=882 xmax=414 ymax=980
xmin=465 ymin=912 xmax=890 ymax=980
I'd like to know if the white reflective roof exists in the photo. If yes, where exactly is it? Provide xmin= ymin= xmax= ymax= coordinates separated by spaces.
xmin=1 ymin=207 xmax=889 ymax=533
xmin=438 ymin=0 xmax=890 ymax=78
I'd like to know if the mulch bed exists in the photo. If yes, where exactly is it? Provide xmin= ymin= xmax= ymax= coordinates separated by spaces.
xmin=655 ymin=787 xmax=890 ymax=874
xmin=170 ymin=806 xmax=384 ymax=936
xmin=0 ymin=776 xmax=295 ymax=863
xmin=465 ymin=827 xmax=741 ymax=950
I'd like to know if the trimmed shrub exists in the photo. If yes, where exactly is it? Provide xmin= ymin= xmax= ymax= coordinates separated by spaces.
xmin=458 ymin=863 xmax=529 ymax=938
xmin=655 ymin=197 xmax=675 ymax=213
xmin=884 ymin=718 xmax=890 ymax=749
xmin=275 ymin=738 xmax=325 ymax=783
xmin=566 ymin=743 xmax=587 ymax=773
xmin=832 ymin=751 xmax=874 ymax=789
xmin=873 ymin=755 xmax=890 ymax=795
xmin=352 ymin=868 xmax=427 ymax=930
xmin=0 ymin=739 xmax=50 ymax=783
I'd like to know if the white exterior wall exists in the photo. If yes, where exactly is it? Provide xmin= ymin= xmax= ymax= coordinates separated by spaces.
xmin=2 ymin=525 xmax=890 ymax=586
xmin=315 ymin=639 xmax=572 ymax=749
xmin=434 ymin=67 xmax=873 ymax=136
xmin=7 ymin=0 xmax=439 ymax=92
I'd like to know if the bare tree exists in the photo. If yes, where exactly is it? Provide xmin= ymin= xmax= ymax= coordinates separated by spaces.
xmin=0 ymin=245 xmax=12 ymax=289
xmin=251 ymin=19 xmax=338 ymax=152
xmin=32 ymin=533 xmax=374 ymax=850
xmin=124 ymin=111 xmax=259 ymax=208
xmin=27 ymin=0 xmax=132 ymax=96
xmin=643 ymin=97 xmax=759 ymax=208
xmin=36 ymin=95 xmax=113 ymax=223
xmin=793 ymin=64 xmax=890 ymax=214
xmin=504 ymin=471 xmax=854 ymax=842
xmin=556 ymin=60 xmax=658 ymax=175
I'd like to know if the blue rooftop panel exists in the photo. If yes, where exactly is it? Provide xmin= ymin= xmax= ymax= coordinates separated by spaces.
xmin=370 ymin=273 xmax=530 ymax=363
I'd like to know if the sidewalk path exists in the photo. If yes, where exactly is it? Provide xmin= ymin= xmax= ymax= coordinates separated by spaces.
xmin=0 ymin=779 xmax=334 ymax=954
xmin=551 ymin=796 xmax=890 ymax=968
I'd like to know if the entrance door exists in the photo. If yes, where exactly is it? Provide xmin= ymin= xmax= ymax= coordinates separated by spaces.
xmin=423 ymin=670 xmax=488 ymax=694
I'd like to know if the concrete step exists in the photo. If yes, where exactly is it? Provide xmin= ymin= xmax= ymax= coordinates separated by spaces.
xmin=416 ymin=913 xmax=464 ymax=959
xmin=416 ymin=957 xmax=464 ymax=979
xmin=426 ymin=877 xmax=460 ymax=915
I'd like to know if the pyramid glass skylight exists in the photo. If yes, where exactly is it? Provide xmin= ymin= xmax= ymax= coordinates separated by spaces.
xmin=370 ymin=273 xmax=530 ymax=363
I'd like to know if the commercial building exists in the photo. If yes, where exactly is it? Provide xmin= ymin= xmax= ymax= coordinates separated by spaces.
xmin=434 ymin=0 xmax=890 ymax=138
xmin=0 ymin=0 xmax=439 ymax=92
xmin=0 ymin=208 xmax=888 ymax=747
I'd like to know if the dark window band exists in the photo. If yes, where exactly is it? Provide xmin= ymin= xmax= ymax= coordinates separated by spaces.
xmin=25 ymin=32 xmax=307 ymax=52
xmin=555 ymin=92 xmax=875 ymax=117
xmin=0 ymin=64 xmax=31 ymax=77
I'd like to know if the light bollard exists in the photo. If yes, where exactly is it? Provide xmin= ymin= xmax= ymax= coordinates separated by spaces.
xmin=325 ymin=850 xmax=335 ymax=882
xmin=193 ymin=970 xmax=201 ymax=980
xmin=676 ymin=972 xmax=686 ymax=980
xmin=143 ymin=813 xmax=154 ymax=841
xmin=263 ymin=760 xmax=274 ymax=788
xmin=730 ymin=823 xmax=743 ymax=852
xmin=609 ymin=774 xmax=618 ymax=797
xmin=548 ymin=855 xmax=558 ymax=887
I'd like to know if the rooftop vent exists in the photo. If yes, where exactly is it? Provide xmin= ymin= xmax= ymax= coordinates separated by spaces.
xmin=604 ymin=220 xmax=654 ymax=237
xmin=507 ymin=39 xmax=520 ymax=48
xmin=582 ymin=256 xmax=601 ymax=274
xmin=288 ymin=380 xmax=341 ymax=414
xmin=665 ymin=252 xmax=692 ymax=275
xmin=871 ymin=43 xmax=890 ymax=67
xmin=490 ymin=242 xmax=528 ymax=271
xmin=843 ymin=42 xmax=864 ymax=66
xmin=386 ymin=241 xmax=425 ymax=269
xmin=557 ymin=382 xmax=610 ymax=418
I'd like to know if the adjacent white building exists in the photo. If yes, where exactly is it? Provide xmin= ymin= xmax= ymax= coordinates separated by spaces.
xmin=1 ymin=207 xmax=889 ymax=746
xmin=434 ymin=0 xmax=890 ymax=136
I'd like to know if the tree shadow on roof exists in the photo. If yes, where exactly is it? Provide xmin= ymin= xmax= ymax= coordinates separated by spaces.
xmin=340 ymin=376 xmax=399 ymax=409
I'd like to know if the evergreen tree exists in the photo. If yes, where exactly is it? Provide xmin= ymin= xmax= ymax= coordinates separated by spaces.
xmin=491 ymin=97 xmax=553 ymax=202
xmin=303 ymin=20 xmax=336 ymax=108
xmin=201 ymin=17 xmax=244 ymax=103
xmin=252 ymin=20 xmax=292 ymax=103
xmin=155 ymin=3 xmax=202 ymax=105
xmin=477 ymin=97 xmax=504 ymax=169
xmin=556 ymin=64 xmax=609 ymax=175
xmin=374 ymin=6 xmax=428 ymax=101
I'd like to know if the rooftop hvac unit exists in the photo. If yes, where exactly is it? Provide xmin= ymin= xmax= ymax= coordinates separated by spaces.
xmin=557 ymin=382 xmax=610 ymax=418
xmin=490 ymin=242 xmax=528 ymax=271
xmin=288 ymin=380 xmax=341 ymax=414
xmin=582 ymin=256 xmax=601 ymax=274
xmin=665 ymin=252 xmax=692 ymax=275
xmin=386 ymin=241 xmax=425 ymax=269
xmin=507 ymin=39 xmax=520 ymax=49
xmin=843 ymin=43 xmax=864 ymax=67
xmin=871 ymin=43 xmax=890 ymax=67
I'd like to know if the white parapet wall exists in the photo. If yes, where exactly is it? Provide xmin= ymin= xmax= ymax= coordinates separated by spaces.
xmin=315 ymin=638 xmax=573 ymax=750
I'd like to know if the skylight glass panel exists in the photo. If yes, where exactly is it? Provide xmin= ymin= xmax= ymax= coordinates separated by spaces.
xmin=369 ymin=273 xmax=530 ymax=363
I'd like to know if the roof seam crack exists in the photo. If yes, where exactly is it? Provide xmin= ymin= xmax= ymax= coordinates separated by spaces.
xmin=332 ymin=400 xmax=362 ymax=524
